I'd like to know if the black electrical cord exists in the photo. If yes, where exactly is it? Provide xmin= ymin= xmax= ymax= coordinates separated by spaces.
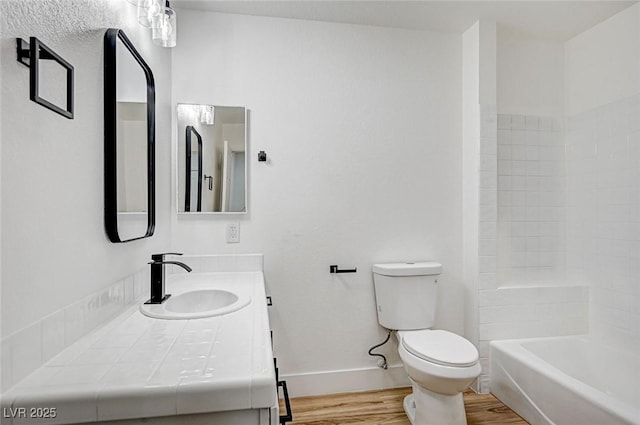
xmin=368 ymin=330 xmax=392 ymax=369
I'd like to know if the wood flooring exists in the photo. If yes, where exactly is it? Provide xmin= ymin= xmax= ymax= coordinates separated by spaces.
xmin=283 ymin=387 xmax=529 ymax=425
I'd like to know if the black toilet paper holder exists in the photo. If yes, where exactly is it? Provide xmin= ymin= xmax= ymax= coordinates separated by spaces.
xmin=329 ymin=265 xmax=357 ymax=274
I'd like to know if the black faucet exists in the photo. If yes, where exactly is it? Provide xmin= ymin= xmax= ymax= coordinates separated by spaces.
xmin=145 ymin=252 xmax=192 ymax=304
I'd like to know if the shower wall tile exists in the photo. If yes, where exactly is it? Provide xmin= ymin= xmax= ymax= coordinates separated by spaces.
xmin=479 ymin=315 xmax=586 ymax=340
xmin=511 ymin=115 xmax=525 ymax=129
xmin=478 ymin=286 xmax=588 ymax=339
xmin=566 ymin=93 xmax=640 ymax=348
xmin=480 ymin=170 xmax=497 ymax=188
xmin=525 ymin=116 xmax=539 ymax=131
xmin=497 ymin=114 xmax=566 ymax=286
xmin=497 ymin=114 xmax=511 ymax=130
xmin=475 ymin=105 xmax=499 ymax=391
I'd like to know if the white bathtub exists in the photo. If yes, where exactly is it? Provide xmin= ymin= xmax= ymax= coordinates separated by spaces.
xmin=490 ymin=336 xmax=640 ymax=425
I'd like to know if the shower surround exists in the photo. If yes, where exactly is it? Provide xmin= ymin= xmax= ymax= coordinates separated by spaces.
xmin=474 ymin=110 xmax=589 ymax=392
xmin=476 ymin=98 xmax=640 ymax=391
xmin=565 ymin=93 xmax=640 ymax=349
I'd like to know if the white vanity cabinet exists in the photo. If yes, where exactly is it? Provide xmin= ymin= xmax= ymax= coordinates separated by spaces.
xmin=1 ymin=260 xmax=285 ymax=425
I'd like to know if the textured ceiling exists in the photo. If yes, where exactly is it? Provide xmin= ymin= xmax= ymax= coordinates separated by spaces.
xmin=171 ymin=0 xmax=637 ymax=40
xmin=0 ymin=0 xmax=125 ymax=40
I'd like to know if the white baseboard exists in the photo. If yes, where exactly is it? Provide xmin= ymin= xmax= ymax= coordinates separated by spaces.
xmin=281 ymin=364 xmax=411 ymax=398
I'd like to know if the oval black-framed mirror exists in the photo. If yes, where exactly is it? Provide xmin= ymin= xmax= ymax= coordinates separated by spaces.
xmin=104 ymin=28 xmax=156 ymax=243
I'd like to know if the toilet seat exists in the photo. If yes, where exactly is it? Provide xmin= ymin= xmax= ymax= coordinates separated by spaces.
xmin=400 ymin=330 xmax=479 ymax=367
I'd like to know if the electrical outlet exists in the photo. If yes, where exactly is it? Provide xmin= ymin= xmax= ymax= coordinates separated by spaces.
xmin=226 ymin=222 xmax=240 ymax=243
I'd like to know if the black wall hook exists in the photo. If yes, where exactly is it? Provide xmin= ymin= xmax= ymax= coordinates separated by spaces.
xmin=258 ymin=150 xmax=267 ymax=162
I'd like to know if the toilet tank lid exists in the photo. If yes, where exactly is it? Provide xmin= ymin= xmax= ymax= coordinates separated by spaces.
xmin=372 ymin=262 xmax=442 ymax=276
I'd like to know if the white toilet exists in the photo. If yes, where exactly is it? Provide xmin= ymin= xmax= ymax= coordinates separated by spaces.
xmin=372 ymin=262 xmax=481 ymax=425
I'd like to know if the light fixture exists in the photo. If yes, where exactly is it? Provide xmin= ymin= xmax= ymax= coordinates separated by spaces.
xmin=125 ymin=0 xmax=177 ymax=47
xmin=151 ymin=1 xmax=176 ymax=48
xmin=137 ymin=0 xmax=163 ymax=28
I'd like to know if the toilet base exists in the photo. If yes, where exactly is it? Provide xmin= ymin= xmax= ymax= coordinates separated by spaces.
xmin=403 ymin=383 xmax=468 ymax=425
xmin=403 ymin=394 xmax=418 ymax=424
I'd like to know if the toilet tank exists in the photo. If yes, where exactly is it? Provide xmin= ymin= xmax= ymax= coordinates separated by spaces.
xmin=372 ymin=262 xmax=442 ymax=330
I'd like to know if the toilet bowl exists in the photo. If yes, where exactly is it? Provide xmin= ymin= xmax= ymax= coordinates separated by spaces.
xmin=372 ymin=262 xmax=481 ymax=425
xmin=397 ymin=330 xmax=481 ymax=425
xmin=398 ymin=330 xmax=481 ymax=395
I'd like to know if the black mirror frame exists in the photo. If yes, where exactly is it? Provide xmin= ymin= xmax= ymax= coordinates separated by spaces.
xmin=104 ymin=28 xmax=156 ymax=243
xmin=184 ymin=125 xmax=203 ymax=212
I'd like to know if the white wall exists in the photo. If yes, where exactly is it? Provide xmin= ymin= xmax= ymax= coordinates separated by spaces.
xmin=564 ymin=3 xmax=640 ymax=350
xmin=497 ymin=27 xmax=564 ymax=117
xmin=0 ymin=0 xmax=171 ymax=383
xmin=462 ymin=20 xmax=499 ymax=393
xmin=565 ymin=3 xmax=640 ymax=116
xmin=171 ymin=10 xmax=463 ymax=394
xmin=462 ymin=22 xmax=481 ymax=364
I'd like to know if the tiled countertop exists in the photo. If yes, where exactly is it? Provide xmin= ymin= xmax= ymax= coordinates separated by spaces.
xmin=1 ymin=271 xmax=276 ymax=424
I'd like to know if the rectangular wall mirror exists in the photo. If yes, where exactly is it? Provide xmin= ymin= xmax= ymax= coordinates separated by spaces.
xmin=104 ymin=29 xmax=156 ymax=242
xmin=176 ymin=104 xmax=247 ymax=214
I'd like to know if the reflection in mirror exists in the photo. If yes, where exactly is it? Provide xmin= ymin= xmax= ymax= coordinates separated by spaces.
xmin=185 ymin=126 xmax=203 ymax=212
xmin=176 ymin=104 xmax=246 ymax=214
xmin=104 ymin=29 xmax=155 ymax=242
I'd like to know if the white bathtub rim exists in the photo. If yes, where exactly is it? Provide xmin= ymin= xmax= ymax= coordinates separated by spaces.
xmin=491 ymin=360 xmax=557 ymax=425
xmin=490 ymin=335 xmax=639 ymax=425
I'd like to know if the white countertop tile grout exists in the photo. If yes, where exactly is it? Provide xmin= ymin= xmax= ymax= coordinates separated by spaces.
xmin=1 ymin=271 xmax=276 ymax=424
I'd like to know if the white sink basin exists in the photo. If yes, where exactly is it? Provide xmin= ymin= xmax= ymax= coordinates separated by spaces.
xmin=140 ymin=289 xmax=251 ymax=320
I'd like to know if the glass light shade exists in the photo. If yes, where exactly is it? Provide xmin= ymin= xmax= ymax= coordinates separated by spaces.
xmin=152 ymin=6 xmax=176 ymax=47
xmin=137 ymin=0 xmax=163 ymax=28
